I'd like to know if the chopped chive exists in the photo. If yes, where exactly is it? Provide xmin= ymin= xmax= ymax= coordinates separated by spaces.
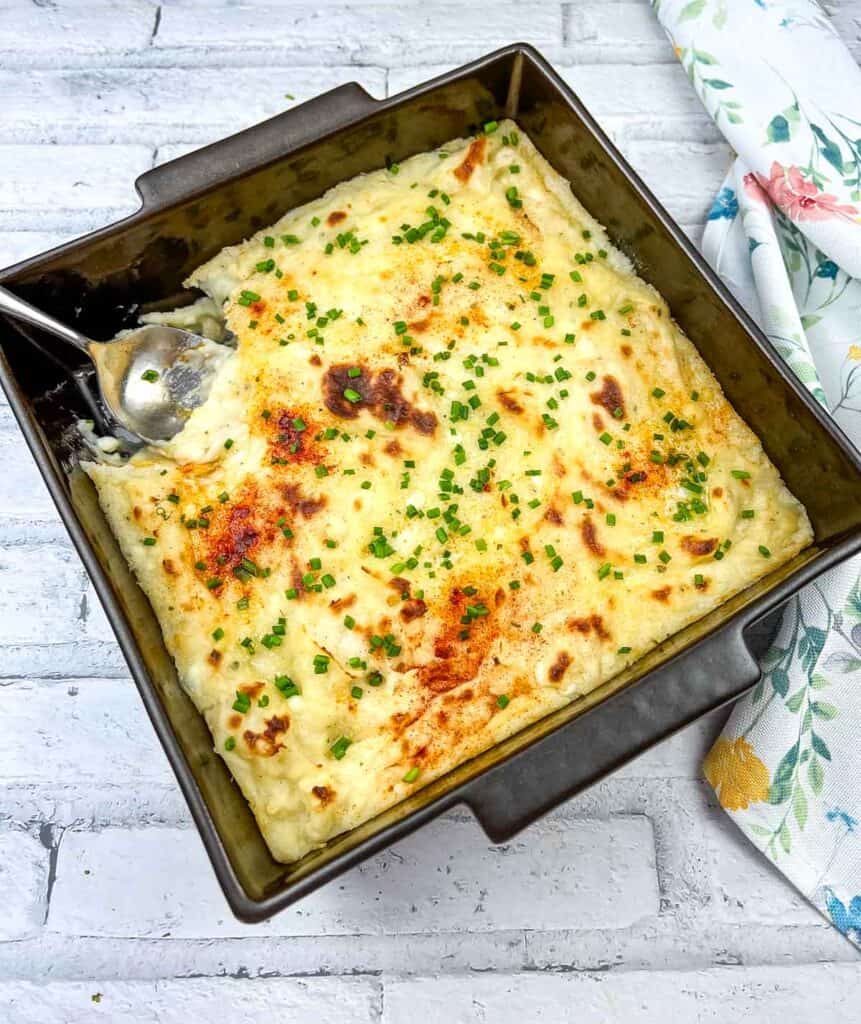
xmin=403 ymin=766 xmax=421 ymax=783
xmin=275 ymin=675 xmax=300 ymax=698
xmin=505 ymin=185 xmax=522 ymax=208
xmin=330 ymin=735 xmax=352 ymax=760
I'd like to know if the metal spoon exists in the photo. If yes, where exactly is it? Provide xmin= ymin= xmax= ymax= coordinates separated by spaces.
xmin=0 ymin=284 xmax=231 ymax=444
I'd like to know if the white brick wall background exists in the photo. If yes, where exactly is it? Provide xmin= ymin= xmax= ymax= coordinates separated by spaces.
xmin=0 ymin=0 xmax=860 ymax=1019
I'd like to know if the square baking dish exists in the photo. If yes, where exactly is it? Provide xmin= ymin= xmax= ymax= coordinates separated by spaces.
xmin=2 ymin=44 xmax=860 ymax=922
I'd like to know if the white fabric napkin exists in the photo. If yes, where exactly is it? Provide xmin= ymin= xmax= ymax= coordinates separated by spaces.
xmin=652 ymin=0 xmax=861 ymax=944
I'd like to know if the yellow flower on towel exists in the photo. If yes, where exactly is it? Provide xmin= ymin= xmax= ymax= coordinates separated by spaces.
xmin=849 ymin=344 xmax=861 ymax=362
xmin=704 ymin=737 xmax=770 ymax=811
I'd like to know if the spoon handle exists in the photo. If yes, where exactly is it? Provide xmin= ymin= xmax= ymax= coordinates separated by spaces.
xmin=0 ymin=285 xmax=92 ymax=354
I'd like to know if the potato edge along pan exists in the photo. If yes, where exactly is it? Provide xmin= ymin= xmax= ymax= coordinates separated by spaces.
xmin=2 ymin=45 xmax=861 ymax=922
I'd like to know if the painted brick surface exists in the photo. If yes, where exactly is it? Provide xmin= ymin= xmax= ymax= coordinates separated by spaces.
xmin=0 ymin=978 xmax=381 ymax=1024
xmin=0 ymin=408 xmax=58 ymax=517
xmin=0 ymin=231 xmax=73 ymax=268
xmin=383 ymin=964 xmax=861 ymax=1022
xmin=705 ymin=800 xmax=820 ymax=924
xmin=0 ymin=544 xmax=85 ymax=644
xmin=0 ymin=67 xmax=386 ymax=145
xmin=563 ymin=2 xmax=679 ymax=65
xmin=0 ymin=679 xmax=169 ymax=786
xmin=0 ymin=830 xmax=49 ymax=940
xmin=48 ymin=816 xmax=659 ymax=938
xmin=0 ymin=145 xmax=151 ymax=228
xmin=0 ymin=0 xmax=859 ymax=1016
xmin=154 ymin=4 xmax=564 ymax=66
xmin=625 ymin=140 xmax=733 ymax=221
xmin=0 ymin=2 xmax=157 ymax=68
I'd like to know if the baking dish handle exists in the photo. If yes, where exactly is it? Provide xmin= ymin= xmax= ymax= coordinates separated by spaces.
xmin=461 ymin=623 xmax=761 ymax=843
xmin=134 ymin=83 xmax=379 ymax=212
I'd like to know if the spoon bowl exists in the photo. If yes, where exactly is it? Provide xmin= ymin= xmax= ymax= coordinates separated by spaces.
xmin=0 ymin=286 xmax=231 ymax=445
xmin=91 ymin=326 xmax=231 ymax=442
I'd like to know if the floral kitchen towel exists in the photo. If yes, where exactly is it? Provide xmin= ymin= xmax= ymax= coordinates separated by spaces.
xmin=652 ymin=0 xmax=861 ymax=944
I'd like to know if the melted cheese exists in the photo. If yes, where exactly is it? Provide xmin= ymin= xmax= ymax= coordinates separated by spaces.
xmin=85 ymin=122 xmax=812 ymax=863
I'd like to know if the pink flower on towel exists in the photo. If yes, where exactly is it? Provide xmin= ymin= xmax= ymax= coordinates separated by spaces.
xmin=742 ymin=171 xmax=770 ymax=205
xmin=744 ymin=161 xmax=858 ymax=222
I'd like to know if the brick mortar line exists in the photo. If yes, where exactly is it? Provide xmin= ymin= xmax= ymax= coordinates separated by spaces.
xmin=0 ymin=119 xmax=725 ymax=145
xmin=38 ymin=823 xmax=62 ymax=926
xmin=2 ymin=803 xmax=654 ymax=827
xmin=560 ymin=2 xmax=572 ymax=47
xmin=150 ymin=5 xmax=162 ymax=48
xmin=0 ymin=647 xmax=129 ymax=679
xmin=0 ymin=53 xmax=681 ymax=69
xmin=0 ymin=923 xmax=849 ymax=982
xmin=0 ymin=55 xmax=679 ymax=72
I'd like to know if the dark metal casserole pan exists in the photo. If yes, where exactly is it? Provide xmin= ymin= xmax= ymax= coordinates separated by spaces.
xmin=2 ymin=44 xmax=860 ymax=922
